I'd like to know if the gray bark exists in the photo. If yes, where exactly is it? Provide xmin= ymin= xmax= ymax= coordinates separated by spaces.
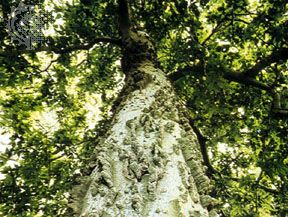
xmin=69 ymin=31 xmax=217 ymax=217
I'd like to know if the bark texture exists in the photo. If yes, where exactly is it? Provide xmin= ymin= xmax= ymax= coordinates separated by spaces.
xmin=70 ymin=31 xmax=217 ymax=217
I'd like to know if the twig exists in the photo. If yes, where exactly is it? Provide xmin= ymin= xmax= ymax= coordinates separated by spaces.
xmin=39 ymin=56 xmax=61 ymax=72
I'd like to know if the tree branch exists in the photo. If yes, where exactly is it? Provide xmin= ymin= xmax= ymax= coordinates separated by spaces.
xmin=169 ymin=46 xmax=288 ymax=90
xmin=168 ymin=64 xmax=201 ymax=81
xmin=169 ymin=63 xmax=272 ymax=92
xmin=244 ymin=47 xmax=288 ymax=77
xmin=272 ymin=109 xmax=288 ymax=115
xmin=188 ymin=118 xmax=219 ymax=176
xmin=201 ymin=20 xmax=228 ymax=46
xmin=223 ymin=71 xmax=272 ymax=92
xmin=118 ymin=0 xmax=131 ymax=37
xmin=169 ymin=60 xmax=288 ymax=117
xmin=0 ymin=37 xmax=122 ymax=56
xmin=54 ymin=37 xmax=122 ymax=54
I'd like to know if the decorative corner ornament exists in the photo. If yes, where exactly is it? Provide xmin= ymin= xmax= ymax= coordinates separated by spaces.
xmin=6 ymin=2 xmax=53 ymax=50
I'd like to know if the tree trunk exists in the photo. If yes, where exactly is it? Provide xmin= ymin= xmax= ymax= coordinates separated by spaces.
xmin=69 ymin=30 xmax=217 ymax=217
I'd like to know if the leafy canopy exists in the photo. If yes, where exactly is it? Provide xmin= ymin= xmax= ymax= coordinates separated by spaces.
xmin=0 ymin=0 xmax=287 ymax=216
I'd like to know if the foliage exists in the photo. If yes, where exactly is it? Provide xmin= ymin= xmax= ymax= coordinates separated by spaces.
xmin=0 ymin=0 xmax=287 ymax=216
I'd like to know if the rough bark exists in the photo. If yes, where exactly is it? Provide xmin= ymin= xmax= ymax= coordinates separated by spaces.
xmin=68 ymin=30 xmax=217 ymax=217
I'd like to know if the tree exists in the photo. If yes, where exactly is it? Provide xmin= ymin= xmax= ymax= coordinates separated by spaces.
xmin=0 ymin=0 xmax=287 ymax=216
xmin=67 ymin=1 xmax=215 ymax=216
